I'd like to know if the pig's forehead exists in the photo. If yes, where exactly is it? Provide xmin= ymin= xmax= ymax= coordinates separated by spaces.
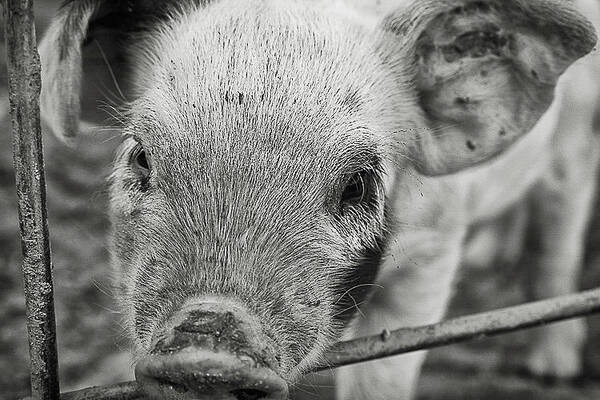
xmin=125 ymin=0 xmax=407 ymax=166
xmin=128 ymin=95 xmax=385 ymax=184
xmin=128 ymin=71 xmax=391 ymax=183
xmin=127 ymin=0 xmax=404 ymax=138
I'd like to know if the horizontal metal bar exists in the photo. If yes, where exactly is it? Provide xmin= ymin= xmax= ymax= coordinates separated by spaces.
xmin=40 ymin=286 xmax=600 ymax=400
xmin=59 ymin=383 xmax=143 ymax=400
xmin=4 ymin=0 xmax=61 ymax=398
xmin=313 ymin=286 xmax=600 ymax=371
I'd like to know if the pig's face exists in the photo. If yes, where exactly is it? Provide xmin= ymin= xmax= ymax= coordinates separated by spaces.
xmin=39 ymin=0 xmax=596 ymax=397
xmin=109 ymin=2 xmax=402 ymax=377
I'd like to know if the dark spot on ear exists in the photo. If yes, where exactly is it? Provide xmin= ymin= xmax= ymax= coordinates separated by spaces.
xmin=130 ymin=208 xmax=141 ymax=218
xmin=450 ymin=1 xmax=493 ymax=15
xmin=499 ymin=128 xmax=506 ymax=136
xmin=466 ymin=140 xmax=477 ymax=151
xmin=462 ymin=1 xmax=492 ymax=14
xmin=531 ymin=69 xmax=539 ymax=80
xmin=450 ymin=6 xmax=462 ymax=15
xmin=441 ymin=28 xmax=509 ymax=63
xmin=455 ymin=96 xmax=471 ymax=106
xmin=480 ymin=69 xmax=488 ymax=77
xmin=238 ymin=92 xmax=244 ymax=105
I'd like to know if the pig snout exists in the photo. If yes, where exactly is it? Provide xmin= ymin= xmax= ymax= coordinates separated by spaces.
xmin=135 ymin=301 xmax=288 ymax=400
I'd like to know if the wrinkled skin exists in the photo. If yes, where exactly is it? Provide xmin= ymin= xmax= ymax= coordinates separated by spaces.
xmin=38 ymin=0 xmax=599 ymax=398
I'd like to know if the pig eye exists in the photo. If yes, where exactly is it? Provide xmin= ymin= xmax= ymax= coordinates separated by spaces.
xmin=340 ymin=171 xmax=375 ymax=212
xmin=130 ymin=144 xmax=151 ymax=180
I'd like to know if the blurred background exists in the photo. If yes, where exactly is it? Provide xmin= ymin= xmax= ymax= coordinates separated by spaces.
xmin=1 ymin=1 xmax=600 ymax=399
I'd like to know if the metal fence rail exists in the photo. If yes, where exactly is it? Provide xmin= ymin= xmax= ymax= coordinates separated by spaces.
xmin=5 ymin=1 xmax=600 ymax=400
xmin=45 ymin=288 xmax=600 ymax=399
xmin=4 ymin=0 xmax=60 ymax=399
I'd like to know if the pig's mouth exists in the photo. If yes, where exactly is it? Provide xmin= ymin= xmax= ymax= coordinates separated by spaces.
xmin=136 ymin=350 xmax=288 ymax=399
xmin=134 ymin=300 xmax=288 ymax=400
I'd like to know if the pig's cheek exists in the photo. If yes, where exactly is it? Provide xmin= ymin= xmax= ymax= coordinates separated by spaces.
xmin=112 ymin=209 xmax=140 ymax=261
xmin=109 ymin=180 xmax=147 ymax=262
xmin=109 ymin=176 xmax=135 ymax=208
xmin=111 ymin=212 xmax=145 ymax=309
xmin=285 ymin=304 xmax=335 ymax=378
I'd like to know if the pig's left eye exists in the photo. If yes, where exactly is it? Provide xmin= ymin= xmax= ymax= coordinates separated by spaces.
xmin=340 ymin=171 xmax=377 ymax=212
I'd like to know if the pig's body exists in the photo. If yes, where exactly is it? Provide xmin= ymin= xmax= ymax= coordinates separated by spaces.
xmin=339 ymin=63 xmax=600 ymax=399
xmin=334 ymin=2 xmax=600 ymax=397
xmin=38 ymin=0 xmax=600 ymax=399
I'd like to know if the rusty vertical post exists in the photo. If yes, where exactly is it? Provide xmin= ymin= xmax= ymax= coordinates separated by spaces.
xmin=3 ymin=0 xmax=60 ymax=399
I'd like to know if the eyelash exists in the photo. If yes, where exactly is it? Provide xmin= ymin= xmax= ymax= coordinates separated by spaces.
xmin=129 ymin=142 xmax=151 ymax=185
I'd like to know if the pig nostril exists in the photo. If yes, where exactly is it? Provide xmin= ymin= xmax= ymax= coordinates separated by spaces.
xmin=230 ymin=388 xmax=269 ymax=400
xmin=137 ymin=305 xmax=288 ymax=399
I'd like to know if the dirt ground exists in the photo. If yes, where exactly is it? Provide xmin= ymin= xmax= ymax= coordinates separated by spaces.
xmin=1 ymin=2 xmax=600 ymax=400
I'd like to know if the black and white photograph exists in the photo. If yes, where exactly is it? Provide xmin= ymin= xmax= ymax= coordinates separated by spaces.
xmin=2 ymin=0 xmax=600 ymax=399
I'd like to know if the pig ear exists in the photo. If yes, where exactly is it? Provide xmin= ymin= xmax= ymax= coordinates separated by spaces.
xmin=39 ymin=1 xmax=101 ymax=142
xmin=381 ymin=0 xmax=598 ymax=175
xmin=39 ymin=0 xmax=139 ymax=142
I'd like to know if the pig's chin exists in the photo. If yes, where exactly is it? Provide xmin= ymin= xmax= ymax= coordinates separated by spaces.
xmin=133 ymin=297 xmax=300 ymax=399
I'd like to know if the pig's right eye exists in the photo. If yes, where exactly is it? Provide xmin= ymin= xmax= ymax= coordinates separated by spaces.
xmin=130 ymin=144 xmax=151 ymax=182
